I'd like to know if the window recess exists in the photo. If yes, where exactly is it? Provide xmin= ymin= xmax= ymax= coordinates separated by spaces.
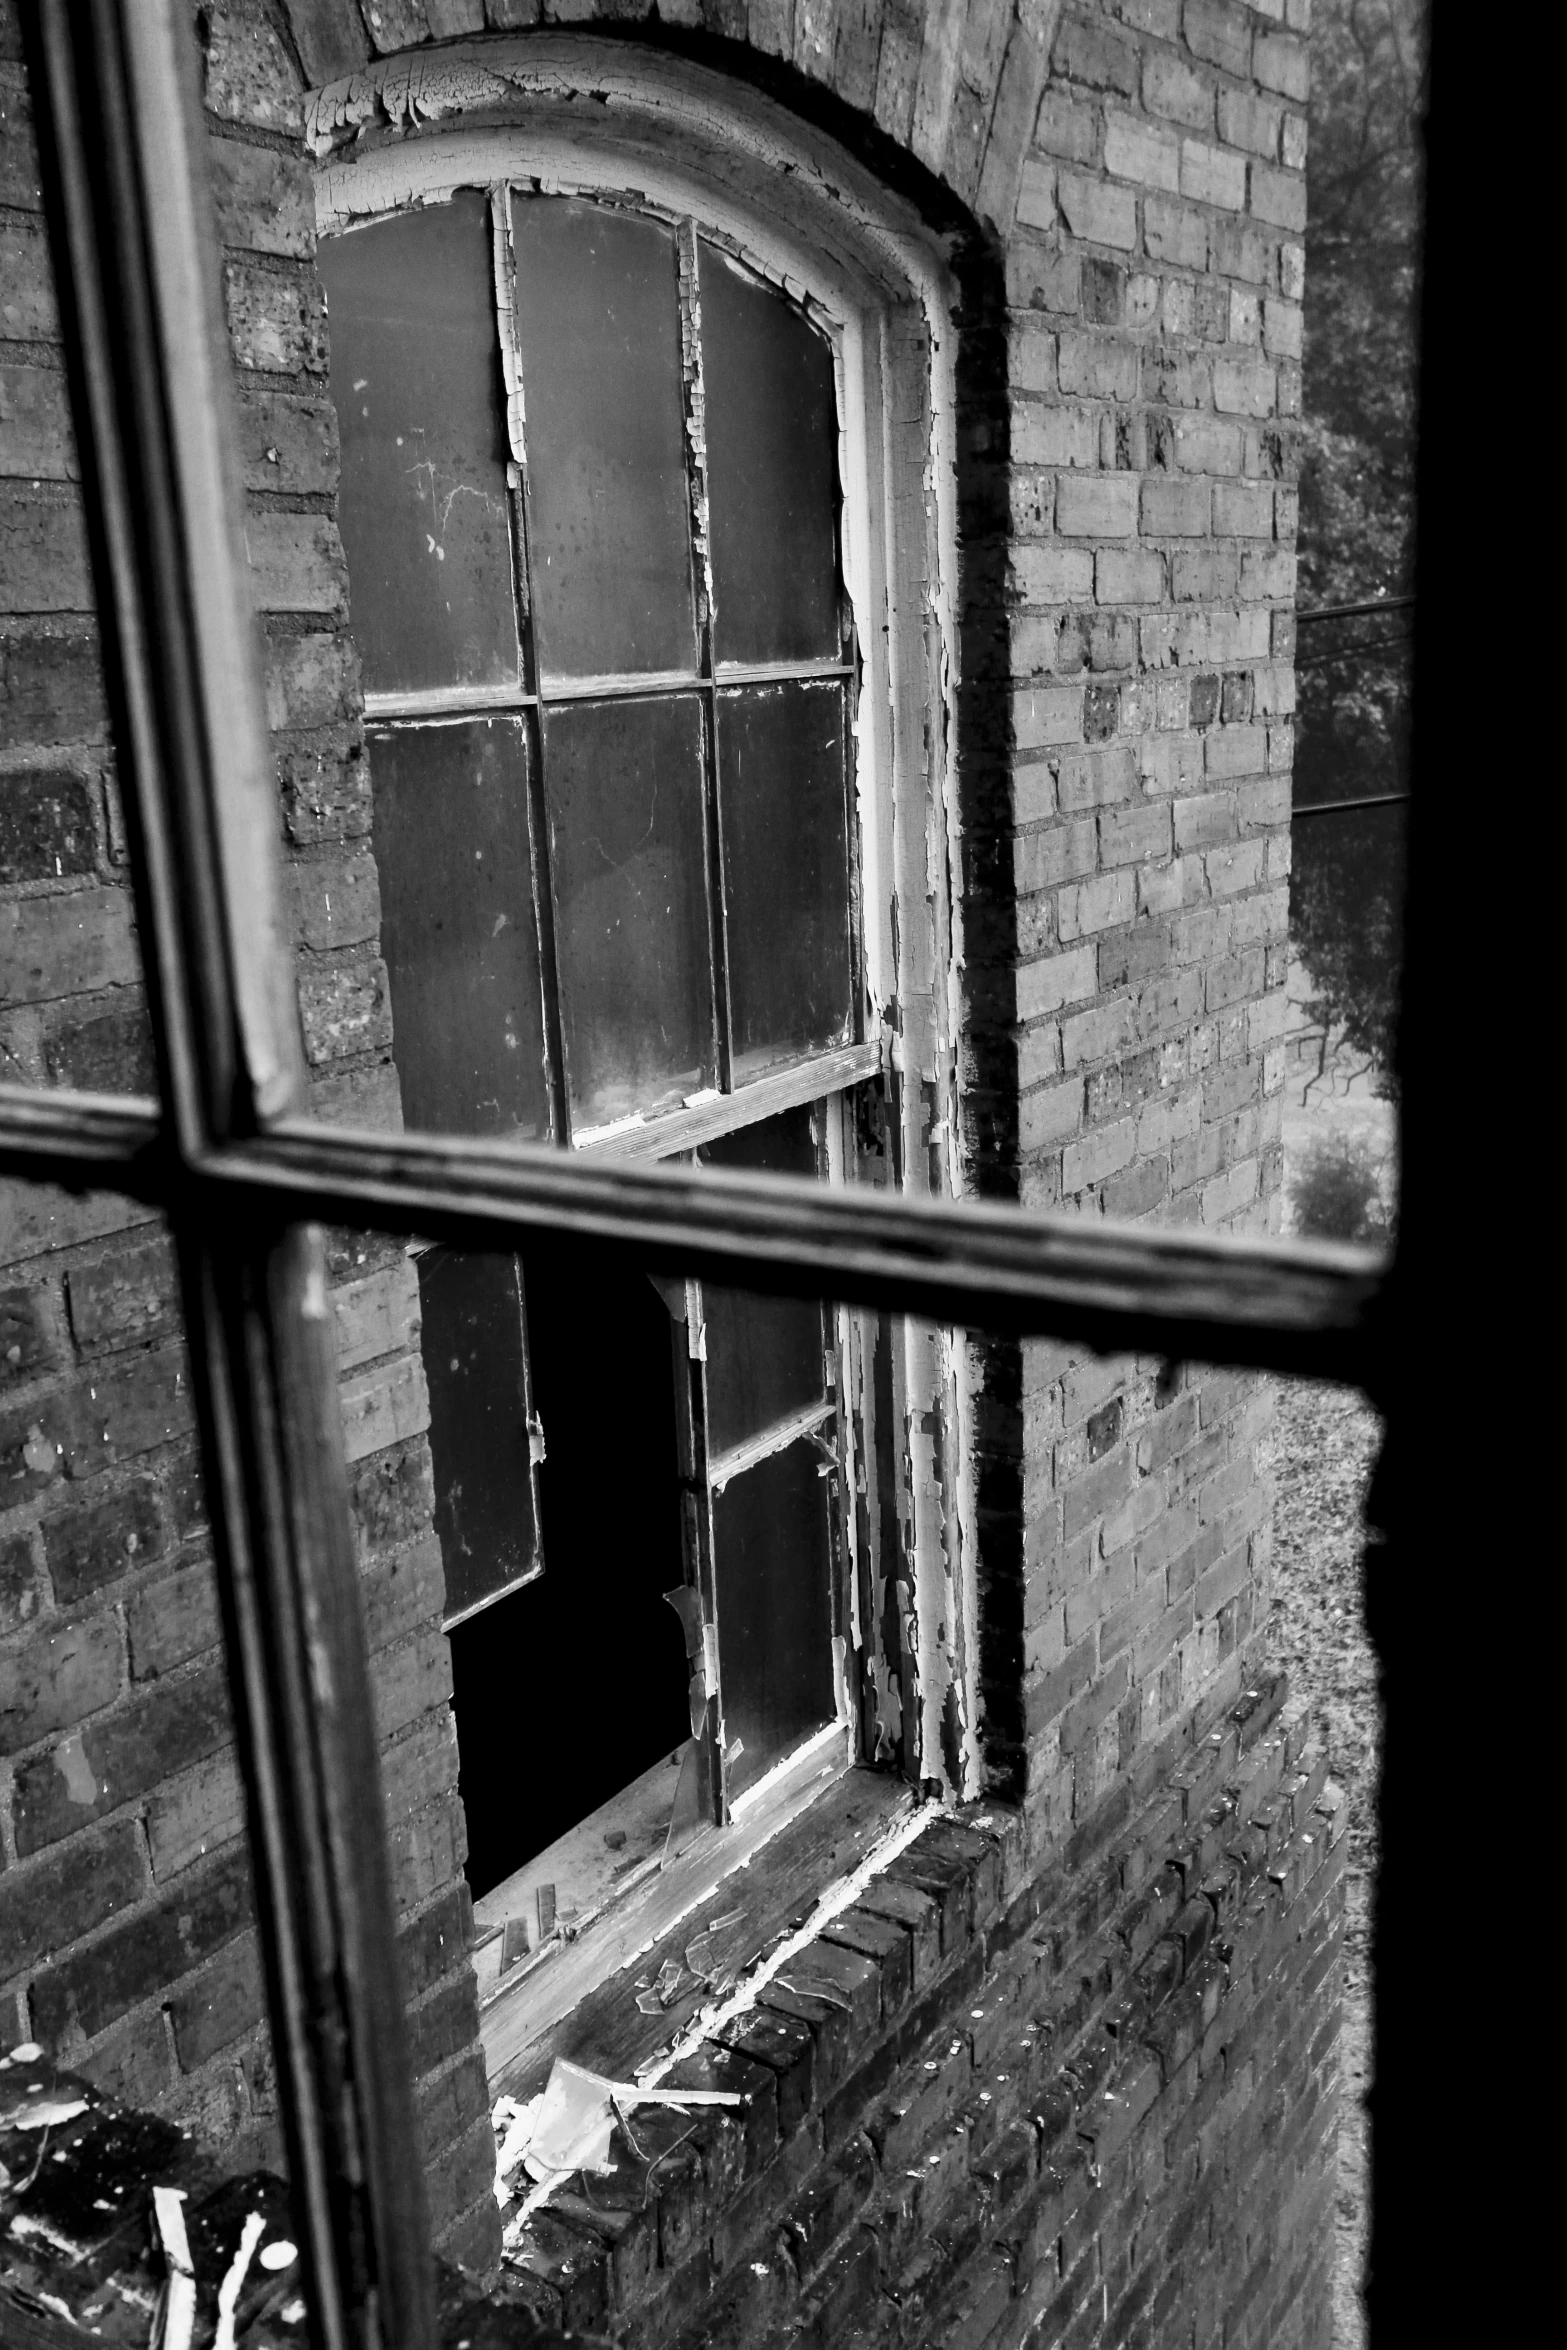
xmin=318 ymin=164 xmax=915 ymax=1978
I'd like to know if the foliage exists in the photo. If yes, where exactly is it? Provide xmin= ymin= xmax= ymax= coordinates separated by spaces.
xmin=1291 ymin=1128 xmax=1394 ymax=1246
xmin=1291 ymin=0 xmax=1427 ymax=1097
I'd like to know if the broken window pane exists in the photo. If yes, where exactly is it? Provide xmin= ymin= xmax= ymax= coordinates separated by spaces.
xmin=716 ymin=681 xmax=854 ymax=1081
xmin=543 ymin=694 xmax=714 ymax=1130
xmin=371 ymin=719 xmax=551 ymax=1139
xmin=419 ymin=1248 xmax=541 ymax=1627
xmin=700 ymin=1106 xmax=828 ymax=1458
xmin=701 ymin=243 xmax=841 ymax=665
xmin=713 ymin=1436 xmax=834 ymax=1799
xmin=448 ymin=1243 xmax=689 ymax=1898
xmin=319 ymin=192 xmax=518 ymax=697
xmin=510 ymin=197 xmax=697 ymax=680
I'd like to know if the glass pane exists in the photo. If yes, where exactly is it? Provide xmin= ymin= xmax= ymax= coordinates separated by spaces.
xmin=701 ymin=242 xmax=840 ymax=664
xmin=372 ymin=719 xmax=550 ymax=1140
xmin=510 ymin=196 xmax=697 ymax=678
xmin=448 ymin=1242 xmax=688 ymax=1899
xmin=713 ymin=1437 xmax=833 ymax=1799
xmin=700 ymin=1105 xmax=827 ymax=1458
xmin=418 ymin=1248 xmax=540 ymax=1624
xmin=716 ymin=680 xmax=854 ymax=1080
xmin=543 ymin=694 xmax=714 ymax=1130
xmin=319 ymin=191 xmax=518 ymax=697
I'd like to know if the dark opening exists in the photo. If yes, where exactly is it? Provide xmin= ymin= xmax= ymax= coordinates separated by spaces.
xmin=447 ymin=1242 xmax=688 ymax=1898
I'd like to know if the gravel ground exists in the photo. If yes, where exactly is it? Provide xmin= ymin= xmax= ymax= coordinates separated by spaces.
xmin=1265 ymin=1377 xmax=1382 ymax=2350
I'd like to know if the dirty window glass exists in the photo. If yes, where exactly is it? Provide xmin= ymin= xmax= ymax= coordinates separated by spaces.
xmin=320 ymin=191 xmax=518 ymax=697
xmin=371 ymin=719 xmax=550 ymax=1141
xmin=542 ymin=694 xmax=713 ymax=1128
xmin=713 ymin=1437 xmax=835 ymax=1799
xmin=716 ymin=681 xmax=854 ymax=1080
xmin=419 ymin=1248 xmax=541 ymax=1626
xmin=700 ymin=1106 xmax=828 ymax=1457
xmin=510 ymin=197 xmax=697 ymax=681
xmin=701 ymin=242 xmax=841 ymax=666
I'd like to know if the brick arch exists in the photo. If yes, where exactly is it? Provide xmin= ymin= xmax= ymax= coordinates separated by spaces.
xmin=278 ymin=0 xmax=1064 ymax=233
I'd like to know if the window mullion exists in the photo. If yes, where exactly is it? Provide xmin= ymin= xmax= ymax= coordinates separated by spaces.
xmin=669 ymin=1275 xmax=730 ymax=1824
xmin=680 ymin=221 xmax=734 ymax=1096
xmin=493 ymin=182 xmax=570 ymax=1146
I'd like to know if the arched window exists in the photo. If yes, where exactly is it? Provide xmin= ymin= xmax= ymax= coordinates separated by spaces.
xmin=314 ymin=55 xmax=969 ymax=2064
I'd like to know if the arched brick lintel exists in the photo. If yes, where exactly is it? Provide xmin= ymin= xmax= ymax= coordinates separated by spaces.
xmin=281 ymin=0 xmax=1064 ymax=237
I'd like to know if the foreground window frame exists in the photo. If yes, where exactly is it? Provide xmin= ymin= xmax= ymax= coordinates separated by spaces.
xmin=1 ymin=11 xmax=1391 ymax=2350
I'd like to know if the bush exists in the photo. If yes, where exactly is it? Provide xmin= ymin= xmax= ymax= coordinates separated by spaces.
xmin=1292 ymin=1130 xmax=1393 ymax=1245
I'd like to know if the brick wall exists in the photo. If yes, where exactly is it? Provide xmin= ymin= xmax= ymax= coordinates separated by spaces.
xmin=1 ymin=0 xmax=1328 ymax=2333
xmin=497 ymin=1671 xmax=1342 ymax=2347
xmin=964 ymin=0 xmax=1303 ymax=1891
xmin=0 ymin=0 xmax=499 ymax=2272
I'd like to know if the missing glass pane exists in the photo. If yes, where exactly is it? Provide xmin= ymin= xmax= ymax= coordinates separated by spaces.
xmin=319 ymin=191 xmax=518 ymax=697
xmin=371 ymin=719 xmax=550 ymax=1139
xmin=543 ymin=694 xmax=715 ymax=1131
xmin=716 ymin=681 xmax=854 ymax=1081
xmin=712 ymin=1435 xmax=834 ymax=1800
xmin=699 ymin=1105 xmax=828 ymax=1458
xmin=701 ymin=242 xmax=841 ymax=665
xmin=510 ymin=196 xmax=698 ymax=679
xmin=448 ymin=1242 xmax=688 ymax=1899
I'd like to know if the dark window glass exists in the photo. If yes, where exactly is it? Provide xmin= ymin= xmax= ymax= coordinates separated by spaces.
xmin=319 ymin=192 xmax=518 ymax=697
xmin=372 ymin=719 xmax=550 ymax=1140
xmin=716 ymin=680 xmax=854 ymax=1080
xmin=420 ymin=1249 xmax=540 ymax=1626
xmin=713 ymin=1437 xmax=834 ymax=1798
xmin=543 ymin=694 xmax=714 ymax=1130
xmin=700 ymin=1106 xmax=827 ymax=1457
xmin=701 ymin=243 xmax=841 ymax=665
xmin=448 ymin=1247 xmax=688 ymax=1896
xmin=511 ymin=197 xmax=697 ymax=679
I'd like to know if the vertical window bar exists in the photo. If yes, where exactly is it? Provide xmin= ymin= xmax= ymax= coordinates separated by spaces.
xmin=495 ymin=184 xmax=570 ymax=1145
xmin=21 ymin=9 xmax=434 ymax=2350
xmin=668 ymin=1273 xmax=729 ymax=1823
xmin=678 ymin=222 xmax=735 ymax=1095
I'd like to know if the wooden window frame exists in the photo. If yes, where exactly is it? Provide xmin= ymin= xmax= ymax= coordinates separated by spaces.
xmin=317 ymin=136 xmax=975 ymax=1935
xmin=1 ymin=9 xmax=1403 ymax=2350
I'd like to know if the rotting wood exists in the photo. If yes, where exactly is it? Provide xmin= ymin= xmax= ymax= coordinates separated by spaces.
xmin=481 ymin=1743 xmax=898 ymax=2100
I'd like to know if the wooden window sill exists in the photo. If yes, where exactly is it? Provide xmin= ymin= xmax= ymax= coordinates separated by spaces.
xmin=476 ymin=1743 xmax=914 ymax=2100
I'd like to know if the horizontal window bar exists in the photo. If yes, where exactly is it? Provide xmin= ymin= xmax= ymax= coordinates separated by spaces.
xmin=1295 ymin=595 xmax=1415 ymax=625
xmin=712 ymin=659 xmax=854 ymax=686
xmin=709 ymin=1399 xmax=835 ymax=1494
xmin=363 ymin=681 xmax=536 ymax=721
xmin=0 ymin=1083 xmax=1385 ymax=1379
xmin=574 ymin=1042 xmax=881 ymax=1159
xmin=539 ymin=667 xmax=704 ymax=701
xmin=534 ymin=659 xmax=854 ymax=703
xmin=0 ymin=1083 xmax=163 ymax=1176
xmin=1292 ymin=793 xmax=1412 ymax=818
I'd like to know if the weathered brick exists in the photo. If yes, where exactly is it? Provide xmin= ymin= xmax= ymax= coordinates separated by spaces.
xmin=0 ymin=1819 xmax=145 ymax=1979
xmin=31 ymin=1844 xmax=252 ymax=2043
xmin=0 ymin=886 xmax=138 ymax=1005
xmin=0 ymin=1614 xmax=122 ymax=1755
xmin=64 ymin=1230 xmax=178 ymax=1357
xmin=43 ymin=1474 xmax=169 ymax=1602
xmin=11 ymin=1657 xmax=231 ymax=1852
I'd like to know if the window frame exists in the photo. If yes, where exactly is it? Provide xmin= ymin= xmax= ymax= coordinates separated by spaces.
xmin=316 ymin=128 xmax=979 ymax=1856
xmin=2 ymin=11 xmax=1391 ymax=2350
